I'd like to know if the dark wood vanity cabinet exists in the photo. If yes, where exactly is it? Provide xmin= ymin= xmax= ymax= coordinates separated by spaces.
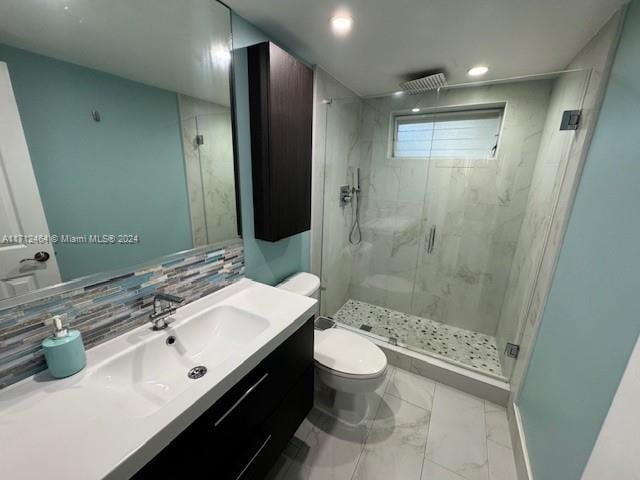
xmin=133 ymin=318 xmax=314 ymax=480
xmin=247 ymin=42 xmax=313 ymax=242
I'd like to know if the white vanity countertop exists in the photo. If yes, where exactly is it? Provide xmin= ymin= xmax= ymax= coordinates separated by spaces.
xmin=0 ymin=279 xmax=317 ymax=480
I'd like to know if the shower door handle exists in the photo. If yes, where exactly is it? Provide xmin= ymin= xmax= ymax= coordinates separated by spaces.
xmin=429 ymin=225 xmax=436 ymax=253
xmin=426 ymin=225 xmax=436 ymax=254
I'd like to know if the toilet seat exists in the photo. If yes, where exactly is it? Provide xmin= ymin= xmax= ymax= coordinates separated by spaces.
xmin=314 ymin=329 xmax=387 ymax=380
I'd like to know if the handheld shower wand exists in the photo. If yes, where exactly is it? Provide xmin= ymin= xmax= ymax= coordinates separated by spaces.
xmin=349 ymin=167 xmax=362 ymax=245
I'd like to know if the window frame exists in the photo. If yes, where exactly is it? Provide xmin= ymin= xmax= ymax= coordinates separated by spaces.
xmin=387 ymin=102 xmax=507 ymax=161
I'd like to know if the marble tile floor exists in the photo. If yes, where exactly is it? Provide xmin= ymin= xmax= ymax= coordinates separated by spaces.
xmin=333 ymin=299 xmax=502 ymax=376
xmin=266 ymin=366 xmax=517 ymax=480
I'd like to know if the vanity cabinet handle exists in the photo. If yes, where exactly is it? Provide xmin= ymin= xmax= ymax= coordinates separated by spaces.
xmin=213 ymin=372 xmax=269 ymax=427
xmin=235 ymin=434 xmax=272 ymax=480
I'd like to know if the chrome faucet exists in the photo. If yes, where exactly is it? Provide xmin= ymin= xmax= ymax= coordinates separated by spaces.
xmin=149 ymin=292 xmax=185 ymax=330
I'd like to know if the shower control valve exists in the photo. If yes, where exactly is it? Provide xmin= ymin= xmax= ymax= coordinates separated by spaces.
xmin=339 ymin=185 xmax=353 ymax=206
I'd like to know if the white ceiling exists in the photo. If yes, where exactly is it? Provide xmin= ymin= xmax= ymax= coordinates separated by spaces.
xmin=226 ymin=0 xmax=627 ymax=96
xmin=0 ymin=0 xmax=233 ymax=106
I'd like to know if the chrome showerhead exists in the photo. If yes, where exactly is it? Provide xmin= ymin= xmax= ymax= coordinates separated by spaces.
xmin=399 ymin=72 xmax=448 ymax=94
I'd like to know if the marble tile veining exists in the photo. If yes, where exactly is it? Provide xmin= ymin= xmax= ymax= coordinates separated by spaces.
xmin=267 ymin=366 xmax=517 ymax=480
xmin=352 ymin=393 xmax=430 ymax=480
xmin=487 ymin=440 xmax=518 ymax=480
xmin=334 ymin=299 xmax=502 ymax=375
xmin=425 ymin=385 xmax=489 ymax=480
xmin=485 ymin=402 xmax=513 ymax=449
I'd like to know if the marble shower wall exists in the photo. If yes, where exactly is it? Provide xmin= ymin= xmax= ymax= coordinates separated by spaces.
xmin=346 ymin=95 xmax=432 ymax=316
xmin=349 ymin=82 xmax=553 ymax=336
xmin=179 ymin=95 xmax=238 ymax=246
xmin=315 ymin=69 xmax=364 ymax=316
xmin=502 ymin=13 xmax=623 ymax=383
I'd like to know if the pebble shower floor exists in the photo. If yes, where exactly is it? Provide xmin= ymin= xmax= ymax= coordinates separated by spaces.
xmin=333 ymin=299 xmax=502 ymax=376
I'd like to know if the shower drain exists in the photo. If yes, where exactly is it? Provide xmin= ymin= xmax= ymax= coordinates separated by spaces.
xmin=188 ymin=365 xmax=207 ymax=379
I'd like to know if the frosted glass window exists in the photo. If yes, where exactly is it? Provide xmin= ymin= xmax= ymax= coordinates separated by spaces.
xmin=393 ymin=108 xmax=503 ymax=159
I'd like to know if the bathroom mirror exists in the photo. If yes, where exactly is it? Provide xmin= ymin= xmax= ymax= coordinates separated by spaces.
xmin=0 ymin=0 xmax=240 ymax=302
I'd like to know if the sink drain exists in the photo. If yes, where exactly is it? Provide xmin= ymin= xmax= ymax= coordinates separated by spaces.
xmin=188 ymin=365 xmax=207 ymax=379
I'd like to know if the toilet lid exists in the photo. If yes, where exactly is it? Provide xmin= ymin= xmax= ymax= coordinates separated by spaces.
xmin=277 ymin=273 xmax=320 ymax=297
xmin=314 ymin=329 xmax=387 ymax=378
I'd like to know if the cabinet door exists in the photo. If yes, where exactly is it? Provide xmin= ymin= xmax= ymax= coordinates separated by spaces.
xmin=248 ymin=42 xmax=313 ymax=242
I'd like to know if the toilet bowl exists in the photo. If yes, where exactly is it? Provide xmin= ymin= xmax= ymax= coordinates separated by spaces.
xmin=277 ymin=273 xmax=388 ymax=424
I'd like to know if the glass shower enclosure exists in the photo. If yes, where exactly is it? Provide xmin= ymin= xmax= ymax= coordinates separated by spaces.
xmin=178 ymin=94 xmax=237 ymax=247
xmin=319 ymin=70 xmax=589 ymax=379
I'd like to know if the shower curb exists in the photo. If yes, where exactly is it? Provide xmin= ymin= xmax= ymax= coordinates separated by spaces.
xmin=339 ymin=325 xmax=511 ymax=406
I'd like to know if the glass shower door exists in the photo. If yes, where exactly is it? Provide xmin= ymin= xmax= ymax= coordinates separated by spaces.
xmin=196 ymin=112 xmax=237 ymax=245
xmin=348 ymin=97 xmax=430 ymax=315
xmin=179 ymin=96 xmax=237 ymax=248
xmin=409 ymin=71 xmax=590 ymax=377
xmin=396 ymin=102 xmax=509 ymax=374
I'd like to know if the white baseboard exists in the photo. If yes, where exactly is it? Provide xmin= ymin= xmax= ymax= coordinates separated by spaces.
xmin=509 ymin=402 xmax=534 ymax=480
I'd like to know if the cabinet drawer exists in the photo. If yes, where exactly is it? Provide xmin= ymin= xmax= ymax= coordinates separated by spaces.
xmin=201 ymin=317 xmax=313 ymax=446
xmin=229 ymin=365 xmax=314 ymax=480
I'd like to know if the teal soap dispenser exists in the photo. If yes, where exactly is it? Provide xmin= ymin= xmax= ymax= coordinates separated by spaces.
xmin=42 ymin=315 xmax=86 ymax=378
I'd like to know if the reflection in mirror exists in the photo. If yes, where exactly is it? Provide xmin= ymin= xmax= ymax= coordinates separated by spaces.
xmin=179 ymin=95 xmax=237 ymax=247
xmin=0 ymin=0 xmax=238 ymax=301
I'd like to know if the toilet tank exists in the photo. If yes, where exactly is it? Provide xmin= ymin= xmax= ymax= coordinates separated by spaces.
xmin=277 ymin=272 xmax=320 ymax=299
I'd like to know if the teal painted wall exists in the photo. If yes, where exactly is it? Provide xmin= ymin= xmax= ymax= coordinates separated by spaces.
xmin=0 ymin=44 xmax=192 ymax=281
xmin=519 ymin=4 xmax=640 ymax=479
xmin=231 ymin=14 xmax=310 ymax=285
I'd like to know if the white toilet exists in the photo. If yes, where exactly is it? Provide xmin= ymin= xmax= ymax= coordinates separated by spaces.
xmin=277 ymin=272 xmax=388 ymax=424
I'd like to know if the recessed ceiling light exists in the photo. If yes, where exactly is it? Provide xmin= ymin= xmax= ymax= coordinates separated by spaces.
xmin=412 ymin=108 xmax=420 ymax=113
xmin=330 ymin=14 xmax=353 ymax=36
xmin=393 ymin=91 xmax=404 ymax=96
xmin=468 ymin=66 xmax=489 ymax=77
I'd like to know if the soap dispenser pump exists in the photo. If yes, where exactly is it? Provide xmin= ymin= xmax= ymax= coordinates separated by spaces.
xmin=42 ymin=314 xmax=86 ymax=378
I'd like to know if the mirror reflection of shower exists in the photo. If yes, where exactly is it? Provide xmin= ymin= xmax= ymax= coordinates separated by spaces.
xmin=349 ymin=167 xmax=361 ymax=245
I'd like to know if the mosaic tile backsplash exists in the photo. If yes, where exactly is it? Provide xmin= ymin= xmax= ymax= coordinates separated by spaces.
xmin=0 ymin=241 xmax=244 ymax=389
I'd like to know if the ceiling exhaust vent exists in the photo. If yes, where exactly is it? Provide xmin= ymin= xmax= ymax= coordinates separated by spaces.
xmin=399 ymin=72 xmax=447 ymax=94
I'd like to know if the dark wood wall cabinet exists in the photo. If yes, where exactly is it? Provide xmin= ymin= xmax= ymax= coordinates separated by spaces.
xmin=248 ymin=42 xmax=313 ymax=242
xmin=133 ymin=318 xmax=314 ymax=480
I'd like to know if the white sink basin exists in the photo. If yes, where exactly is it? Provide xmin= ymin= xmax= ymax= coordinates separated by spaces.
xmin=90 ymin=305 xmax=270 ymax=418
xmin=0 ymin=279 xmax=317 ymax=480
xmin=175 ymin=304 xmax=271 ymax=355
